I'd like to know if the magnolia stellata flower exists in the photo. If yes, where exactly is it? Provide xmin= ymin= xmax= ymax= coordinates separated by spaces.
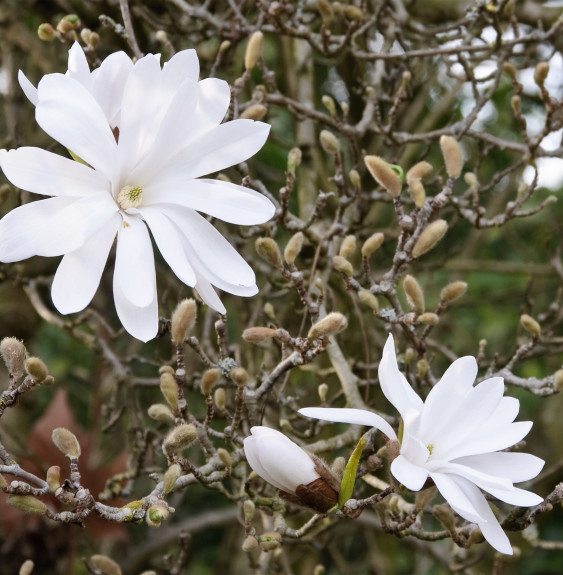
xmin=0 ymin=46 xmax=274 ymax=341
xmin=300 ymin=334 xmax=544 ymax=554
xmin=244 ymin=426 xmax=339 ymax=512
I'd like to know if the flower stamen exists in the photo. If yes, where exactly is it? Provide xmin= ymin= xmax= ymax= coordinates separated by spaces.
xmin=117 ymin=185 xmax=143 ymax=210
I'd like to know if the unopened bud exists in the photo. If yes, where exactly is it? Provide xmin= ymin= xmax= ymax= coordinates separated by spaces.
xmin=364 ymin=156 xmax=402 ymax=197
xmin=284 ymin=232 xmax=304 ymax=264
xmin=416 ymin=359 xmax=428 ymax=378
xmin=243 ymin=327 xmax=277 ymax=343
xmin=256 ymin=237 xmax=282 ymax=267
xmin=241 ymin=104 xmax=267 ymax=121
xmin=245 ymin=31 xmax=264 ymax=70
xmin=201 ymin=368 xmax=220 ymax=395
xmin=349 ymin=169 xmax=361 ymax=188
xmin=440 ymin=281 xmax=467 ymax=303
xmin=520 ymin=314 xmax=541 ymax=337
xmin=553 ymin=370 xmax=563 ymax=392
xmin=345 ymin=5 xmax=363 ymax=20
xmin=321 ymin=94 xmax=336 ymax=115
xmin=146 ymin=504 xmax=169 ymax=527
xmin=155 ymin=30 xmax=168 ymax=43
xmin=332 ymin=255 xmax=353 ymax=276
xmin=90 ymin=555 xmax=122 ymax=575
xmin=147 ymin=403 xmax=175 ymax=422
xmin=412 ymin=220 xmax=448 ymax=258
xmin=534 ymin=62 xmax=549 ymax=87
xmin=432 ymin=504 xmax=456 ymax=531
xmin=403 ymin=275 xmax=425 ymax=314
xmin=317 ymin=0 xmax=334 ymax=24
xmin=163 ymin=464 xmax=182 ymax=494
xmin=52 ymin=428 xmax=81 ymax=458
xmin=0 ymin=337 xmax=26 ymax=378
xmin=7 ymin=495 xmax=47 ymax=515
xmin=287 ymin=147 xmax=302 ymax=173
xmin=46 ymin=466 xmax=61 ymax=492
xmin=406 ymin=161 xmax=433 ymax=181
xmin=318 ymin=382 xmax=328 ymax=402
xmin=339 ymin=235 xmax=356 ymax=259
xmin=417 ymin=313 xmax=439 ymax=325
xmin=358 ymin=290 xmax=379 ymax=312
xmin=319 ymin=130 xmax=341 ymax=154
xmin=25 ymin=357 xmax=48 ymax=383
xmin=0 ymin=474 xmax=7 ymax=490
xmin=242 ymin=535 xmax=259 ymax=552
xmin=217 ymin=448 xmax=233 ymax=467
xmin=308 ymin=312 xmax=348 ymax=340
xmin=37 ymin=23 xmax=56 ymax=41
xmin=160 ymin=372 xmax=179 ymax=410
xmin=219 ymin=40 xmax=231 ymax=52
xmin=214 ymin=387 xmax=226 ymax=410
xmin=511 ymin=95 xmax=521 ymax=115
xmin=464 ymin=172 xmax=478 ymax=189
xmin=259 ymin=531 xmax=282 ymax=551
xmin=162 ymin=424 xmax=197 ymax=456
xmin=243 ymin=499 xmax=256 ymax=522
xmin=503 ymin=62 xmax=517 ymax=80
xmin=361 ymin=232 xmax=384 ymax=257
xmin=19 ymin=560 xmax=34 ymax=575
xmin=340 ymin=101 xmax=349 ymax=116
xmin=230 ymin=367 xmax=248 ymax=387
xmin=170 ymin=298 xmax=197 ymax=345
xmin=159 ymin=365 xmax=175 ymax=376
xmin=415 ymin=486 xmax=437 ymax=510
xmin=408 ymin=178 xmax=426 ymax=208
xmin=440 ymin=135 xmax=463 ymax=178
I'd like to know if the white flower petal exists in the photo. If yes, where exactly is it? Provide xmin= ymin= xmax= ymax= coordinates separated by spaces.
xmin=378 ymin=334 xmax=424 ymax=416
xmin=36 ymin=75 xmax=118 ymax=179
xmin=52 ymin=214 xmax=120 ymax=314
xmin=453 ymin=452 xmax=544 ymax=483
xmin=429 ymin=472 xmax=485 ymax=524
xmin=162 ymin=49 xmax=200 ymax=89
xmin=188 ymin=78 xmax=231 ymax=138
xmin=18 ymin=70 xmax=38 ymax=105
xmin=144 ymin=178 xmax=275 ymax=225
xmin=0 ymin=147 xmax=108 ymax=197
xmin=426 ymin=460 xmax=514 ymax=493
xmin=298 ymin=407 xmax=397 ymax=441
xmin=66 ymin=42 xmax=92 ymax=89
xmin=193 ymin=271 xmax=227 ymax=314
xmin=484 ymin=484 xmax=544 ymax=507
xmin=115 ymin=215 xmax=156 ymax=307
xmin=391 ymin=455 xmax=429 ymax=491
xmin=113 ymin=270 xmax=158 ymax=342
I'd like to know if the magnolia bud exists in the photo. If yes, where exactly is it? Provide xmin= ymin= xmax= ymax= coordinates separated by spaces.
xmin=259 ymin=531 xmax=282 ymax=551
xmin=245 ymin=31 xmax=264 ymax=70
xmin=322 ymin=94 xmax=336 ymax=115
xmin=146 ymin=504 xmax=169 ymax=527
xmin=25 ymin=357 xmax=48 ymax=383
xmin=339 ymin=235 xmax=356 ymax=259
xmin=534 ymin=62 xmax=549 ymax=87
xmin=440 ymin=281 xmax=467 ymax=303
xmin=243 ymin=499 xmax=256 ymax=522
xmin=52 ymin=428 xmax=81 ymax=458
xmin=242 ymin=327 xmax=277 ymax=343
xmin=340 ymin=101 xmax=349 ymax=116
xmin=0 ymin=474 xmax=7 ymax=490
xmin=520 ymin=314 xmax=541 ymax=337
xmin=170 ymin=299 xmax=197 ymax=346
xmin=403 ymin=275 xmax=425 ymax=314
xmin=219 ymin=40 xmax=231 ymax=52
xmin=318 ymin=383 xmax=328 ymax=403
xmin=406 ymin=161 xmax=433 ymax=181
xmin=241 ymin=104 xmax=267 ymax=121
xmin=37 ymin=23 xmax=56 ymax=41
xmin=163 ymin=464 xmax=182 ymax=494
xmin=162 ymin=424 xmax=197 ymax=456
xmin=412 ymin=220 xmax=448 ymax=258
xmin=7 ymin=495 xmax=47 ymax=515
xmin=214 ymin=388 xmax=226 ymax=410
xmin=230 ymin=367 xmax=248 ymax=387
xmin=332 ymin=255 xmax=353 ymax=276
xmin=160 ymin=372 xmax=179 ymax=410
xmin=284 ymin=232 xmax=304 ymax=264
xmin=155 ymin=30 xmax=168 ymax=43
xmin=415 ymin=486 xmax=437 ymax=510
xmin=432 ymin=503 xmax=456 ymax=531
xmin=345 ymin=5 xmax=363 ymax=20
xmin=364 ymin=156 xmax=402 ymax=197
xmin=160 ymin=365 xmax=175 ymax=376
xmin=201 ymin=368 xmax=220 ymax=396
xmin=287 ymin=147 xmax=302 ymax=173
xmin=90 ymin=555 xmax=122 ymax=575
xmin=358 ymin=290 xmax=379 ymax=312
xmin=408 ymin=178 xmax=425 ymax=208
xmin=46 ymin=466 xmax=61 ymax=492
xmin=147 ymin=404 xmax=175 ymax=422
xmin=553 ymin=370 xmax=563 ymax=392
xmin=503 ymin=62 xmax=517 ymax=80
xmin=308 ymin=312 xmax=348 ymax=340
xmin=255 ymin=237 xmax=282 ymax=267
xmin=0 ymin=337 xmax=26 ymax=378
xmin=242 ymin=535 xmax=259 ymax=552
xmin=464 ymin=172 xmax=478 ymax=189
xmin=319 ymin=130 xmax=341 ymax=154
xmin=416 ymin=313 xmax=439 ymax=325
xmin=440 ymin=135 xmax=463 ymax=178
xmin=511 ymin=95 xmax=521 ymax=115
xmin=19 ymin=560 xmax=34 ymax=575
xmin=417 ymin=359 xmax=428 ymax=378
xmin=349 ymin=169 xmax=361 ymax=188
xmin=217 ymin=448 xmax=233 ymax=467
xmin=361 ymin=232 xmax=384 ymax=257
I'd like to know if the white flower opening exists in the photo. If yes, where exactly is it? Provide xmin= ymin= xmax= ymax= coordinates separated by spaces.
xmin=299 ymin=333 xmax=545 ymax=555
xmin=117 ymin=185 xmax=143 ymax=210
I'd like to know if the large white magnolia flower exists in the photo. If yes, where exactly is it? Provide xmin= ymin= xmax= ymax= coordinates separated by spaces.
xmin=0 ymin=45 xmax=274 ymax=341
xmin=300 ymin=334 xmax=544 ymax=554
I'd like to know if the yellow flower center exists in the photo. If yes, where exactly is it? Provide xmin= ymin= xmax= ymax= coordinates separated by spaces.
xmin=117 ymin=185 xmax=143 ymax=210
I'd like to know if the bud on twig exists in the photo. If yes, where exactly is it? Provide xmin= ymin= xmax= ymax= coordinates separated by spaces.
xmin=255 ymin=237 xmax=282 ymax=267
xmin=534 ymin=62 xmax=549 ymax=87
xmin=287 ymin=147 xmax=302 ymax=173
xmin=320 ymin=130 xmax=341 ymax=154
xmin=170 ymin=299 xmax=197 ymax=346
xmin=322 ymin=94 xmax=336 ymax=115
xmin=52 ymin=428 xmax=81 ymax=458
xmin=90 ymin=555 xmax=122 ymax=575
xmin=46 ymin=466 xmax=61 ymax=492
xmin=440 ymin=135 xmax=463 ymax=178
xmin=37 ymin=23 xmax=56 ymax=41
xmin=230 ymin=367 xmax=248 ymax=387
xmin=214 ymin=388 xmax=226 ymax=410
xmin=160 ymin=372 xmax=179 ymax=411
xmin=201 ymin=368 xmax=220 ymax=396
xmin=332 ymin=255 xmax=353 ymax=276
xmin=415 ymin=486 xmax=437 ymax=510
xmin=146 ymin=504 xmax=169 ymax=527
xmin=245 ymin=31 xmax=264 ymax=70
xmin=7 ymin=495 xmax=47 ymax=515
xmin=19 ymin=560 xmax=34 ymax=575
xmin=412 ymin=220 xmax=448 ymax=258
xmin=339 ymin=235 xmax=356 ymax=259
xmin=406 ymin=161 xmax=433 ymax=182
xmin=361 ymin=233 xmax=384 ymax=258
xmin=520 ymin=314 xmax=541 ymax=337
xmin=243 ymin=499 xmax=256 ymax=522
xmin=0 ymin=337 xmax=26 ymax=378
xmin=553 ymin=370 xmax=563 ymax=392
xmin=432 ymin=504 xmax=456 ymax=532
xmin=163 ymin=463 xmax=182 ymax=494
xmin=25 ymin=357 xmax=48 ymax=383
xmin=318 ymin=383 xmax=328 ymax=403
xmin=242 ymin=327 xmax=277 ymax=343
xmin=358 ymin=290 xmax=379 ymax=312
xmin=349 ymin=169 xmax=361 ymax=188
xmin=241 ymin=104 xmax=268 ymax=121
xmin=147 ymin=404 xmax=175 ymax=422
xmin=162 ymin=424 xmax=197 ymax=456
xmin=217 ymin=447 xmax=233 ymax=468
xmin=440 ymin=281 xmax=467 ymax=303
xmin=259 ymin=531 xmax=282 ymax=551
xmin=284 ymin=232 xmax=304 ymax=264
xmin=364 ymin=156 xmax=402 ymax=197
xmin=317 ymin=0 xmax=334 ymax=25
xmin=416 ymin=312 xmax=439 ymax=325
xmin=403 ymin=275 xmax=425 ymax=314
xmin=308 ymin=312 xmax=348 ymax=340
xmin=408 ymin=178 xmax=426 ymax=208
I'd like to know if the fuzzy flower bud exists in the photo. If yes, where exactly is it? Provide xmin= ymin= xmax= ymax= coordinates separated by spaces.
xmin=160 ymin=372 xmax=179 ymax=411
xmin=214 ymin=388 xmax=226 ymax=410
xmin=415 ymin=486 xmax=437 ymax=510
xmin=255 ymin=237 xmax=282 ymax=267
xmin=319 ymin=130 xmax=341 ymax=154
xmin=230 ymin=367 xmax=248 ymax=387
xmin=322 ymin=94 xmax=336 ymax=115
xmin=46 ymin=466 xmax=61 ymax=492
xmin=162 ymin=424 xmax=197 ymax=456
xmin=146 ymin=504 xmax=169 ymax=527
xmin=241 ymin=104 xmax=268 ymax=121
xmin=307 ymin=312 xmax=348 ymax=340
xmin=245 ymin=31 xmax=264 ymax=70
xmin=534 ymin=62 xmax=549 ymax=87
xmin=0 ymin=337 xmax=26 ymax=378
xmin=7 ymin=495 xmax=47 ymax=515
xmin=260 ymin=531 xmax=282 ymax=551
xmin=349 ymin=169 xmax=361 ymax=188
xmin=217 ymin=448 xmax=233 ymax=468
xmin=520 ymin=314 xmax=541 ymax=337
xmin=339 ymin=235 xmax=356 ymax=259
xmin=170 ymin=298 xmax=197 ymax=346
xmin=242 ymin=327 xmax=277 ymax=343
xmin=403 ymin=275 xmax=425 ymax=314
xmin=406 ymin=161 xmax=433 ymax=182
xmin=432 ymin=504 xmax=456 ymax=532
xmin=358 ymin=290 xmax=379 ymax=312
xmin=287 ymin=147 xmax=302 ymax=173
xmin=412 ymin=220 xmax=448 ymax=258
xmin=440 ymin=135 xmax=463 ymax=178
xmin=464 ymin=172 xmax=479 ymax=189
xmin=553 ymin=370 xmax=563 ymax=392
xmin=511 ymin=95 xmax=521 ymax=115
xmin=163 ymin=463 xmax=182 ymax=494
xmin=284 ymin=232 xmax=304 ymax=264
xmin=19 ymin=560 xmax=34 ymax=575
xmin=408 ymin=178 xmax=426 ymax=208
xmin=242 ymin=535 xmax=259 ymax=552
xmin=440 ymin=281 xmax=468 ymax=303
xmin=147 ymin=404 xmax=175 ymax=422
xmin=332 ymin=255 xmax=353 ymax=276
xmin=318 ymin=383 xmax=328 ymax=403
xmin=361 ymin=232 xmax=384 ymax=258
xmin=416 ymin=312 xmax=439 ymax=326
xmin=90 ymin=555 xmax=122 ymax=575
xmin=345 ymin=5 xmax=363 ymax=20
xmin=364 ymin=156 xmax=402 ymax=197
xmin=317 ymin=0 xmax=334 ymax=25
xmin=201 ymin=368 xmax=220 ymax=396
xmin=52 ymin=428 xmax=81 ymax=458
xmin=37 ymin=23 xmax=56 ymax=41
xmin=25 ymin=357 xmax=48 ymax=383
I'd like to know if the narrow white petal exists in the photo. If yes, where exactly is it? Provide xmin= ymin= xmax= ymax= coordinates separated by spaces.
xmin=36 ymin=75 xmax=117 ymax=179
xmin=378 ymin=334 xmax=424 ymax=416
xmin=143 ymin=178 xmax=275 ymax=225
xmin=391 ymin=455 xmax=429 ymax=491
xmin=485 ymin=484 xmax=544 ymax=507
xmin=0 ymin=147 xmax=108 ymax=197
xmin=18 ymin=70 xmax=38 ymax=105
xmin=52 ymin=214 xmax=120 ymax=313
xmin=66 ymin=42 xmax=92 ymax=89
xmin=430 ymin=472 xmax=484 ymax=524
xmin=115 ymin=215 xmax=156 ymax=307
xmin=113 ymin=270 xmax=158 ymax=342
xmin=426 ymin=460 xmax=513 ymax=493
xmin=187 ymin=78 xmax=231 ymax=139
xmin=298 ymin=407 xmax=397 ymax=441
xmin=193 ymin=271 xmax=227 ymax=314
xmin=453 ymin=452 xmax=544 ymax=483
xmin=162 ymin=49 xmax=199 ymax=88
xmin=244 ymin=435 xmax=288 ymax=492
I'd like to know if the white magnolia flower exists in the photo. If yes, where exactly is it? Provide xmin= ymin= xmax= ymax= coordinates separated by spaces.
xmin=300 ymin=334 xmax=544 ymax=554
xmin=244 ymin=426 xmax=339 ymax=512
xmin=0 ymin=46 xmax=274 ymax=341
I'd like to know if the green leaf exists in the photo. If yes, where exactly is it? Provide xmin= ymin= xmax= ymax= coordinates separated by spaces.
xmin=338 ymin=437 xmax=366 ymax=507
